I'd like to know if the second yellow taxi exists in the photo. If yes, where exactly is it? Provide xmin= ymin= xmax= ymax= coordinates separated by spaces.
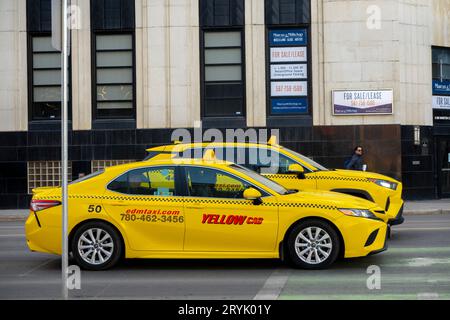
xmin=145 ymin=137 xmax=404 ymax=225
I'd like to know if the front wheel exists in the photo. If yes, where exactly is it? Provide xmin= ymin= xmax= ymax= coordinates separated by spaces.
xmin=71 ymin=221 xmax=122 ymax=271
xmin=286 ymin=219 xmax=340 ymax=269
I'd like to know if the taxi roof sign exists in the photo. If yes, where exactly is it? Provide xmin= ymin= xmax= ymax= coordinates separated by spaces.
xmin=203 ymin=149 xmax=216 ymax=161
xmin=267 ymin=135 xmax=278 ymax=145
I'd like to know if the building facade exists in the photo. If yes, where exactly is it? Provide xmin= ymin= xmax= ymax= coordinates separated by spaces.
xmin=0 ymin=0 xmax=449 ymax=208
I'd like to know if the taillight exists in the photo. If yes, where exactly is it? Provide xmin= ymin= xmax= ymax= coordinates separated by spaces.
xmin=30 ymin=199 xmax=61 ymax=212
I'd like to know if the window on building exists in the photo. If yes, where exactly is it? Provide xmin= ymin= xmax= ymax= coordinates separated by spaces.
xmin=199 ymin=0 xmax=245 ymax=119
xmin=91 ymin=159 xmax=135 ymax=172
xmin=265 ymin=0 xmax=311 ymax=119
xmin=91 ymin=0 xmax=135 ymax=121
xmin=199 ymin=0 xmax=244 ymax=28
xmin=27 ymin=161 xmax=72 ymax=194
xmin=30 ymin=36 xmax=64 ymax=120
xmin=94 ymin=34 xmax=134 ymax=119
xmin=265 ymin=0 xmax=310 ymax=25
xmin=27 ymin=0 xmax=71 ymax=121
xmin=432 ymin=47 xmax=450 ymax=81
xmin=202 ymin=31 xmax=245 ymax=117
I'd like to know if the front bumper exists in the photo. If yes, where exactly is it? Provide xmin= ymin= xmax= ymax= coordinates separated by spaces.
xmin=384 ymin=183 xmax=404 ymax=223
xmin=388 ymin=203 xmax=404 ymax=226
xmin=336 ymin=215 xmax=389 ymax=258
xmin=368 ymin=226 xmax=389 ymax=255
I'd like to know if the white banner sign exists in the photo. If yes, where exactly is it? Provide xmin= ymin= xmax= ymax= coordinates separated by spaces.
xmin=270 ymin=64 xmax=307 ymax=79
xmin=270 ymin=47 xmax=307 ymax=62
xmin=271 ymin=81 xmax=308 ymax=97
xmin=433 ymin=95 xmax=450 ymax=109
xmin=332 ymin=89 xmax=393 ymax=115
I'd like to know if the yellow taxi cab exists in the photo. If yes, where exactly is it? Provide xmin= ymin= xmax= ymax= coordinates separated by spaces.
xmin=25 ymin=154 xmax=388 ymax=271
xmin=145 ymin=137 xmax=404 ymax=225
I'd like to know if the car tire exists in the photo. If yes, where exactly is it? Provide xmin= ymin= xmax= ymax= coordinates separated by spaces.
xmin=71 ymin=221 xmax=122 ymax=271
xmin=286 ymin=219 xmax=340 ymax=270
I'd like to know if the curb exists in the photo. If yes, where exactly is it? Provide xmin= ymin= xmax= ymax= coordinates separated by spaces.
xmin=0 ymin=210 xmax=29 ymax=222
xmin=403 ymin=209 xmax=450 ymax=216
xmin=0 ymin=216 xmax=28 ymax=222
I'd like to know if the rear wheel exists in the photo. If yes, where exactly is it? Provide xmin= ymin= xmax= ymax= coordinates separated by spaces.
xmin=71 ymin=221 xmax=122 ymax=271
xmin=286 ymin=219 xmax=340 ymax=269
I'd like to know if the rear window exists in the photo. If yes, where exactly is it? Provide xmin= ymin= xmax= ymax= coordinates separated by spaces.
xmin=144 ymin=151 xmax=161 ymax=160
xmin=69 ymin=170 xmax=105 ymax=185
xmin=144 ymin=151 xmax=175 ymax=160
xmin=108 ymin=167 xmax=177 ymax=196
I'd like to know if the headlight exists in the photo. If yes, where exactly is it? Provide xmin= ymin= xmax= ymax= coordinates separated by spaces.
xmin=368 ymin=178 xmax=397 ymax=190
xmin=338 ymin=208 xmax=378 ymax=220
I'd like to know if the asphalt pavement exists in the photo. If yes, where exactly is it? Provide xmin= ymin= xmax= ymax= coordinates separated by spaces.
xmin=0 ymin=214 xmax=449 ymax=300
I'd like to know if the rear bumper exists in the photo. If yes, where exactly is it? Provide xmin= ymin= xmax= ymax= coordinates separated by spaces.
xmin=25 ymin=211 xmax=60 ymax=255
xmin=388 ymin=204 xmax=405 ymax=226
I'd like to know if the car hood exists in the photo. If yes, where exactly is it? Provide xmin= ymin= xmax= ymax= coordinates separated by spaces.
xmin=280 ymin=189 xmax=379 ymax=210
xmin=331 ymin=169 xmax=399 ymax=183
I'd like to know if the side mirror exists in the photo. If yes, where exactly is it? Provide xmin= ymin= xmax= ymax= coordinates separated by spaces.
xmin=288 ymin=164 xmax=306 ymax=179
xmin=243 ymin=187 xmax=263 ymax=205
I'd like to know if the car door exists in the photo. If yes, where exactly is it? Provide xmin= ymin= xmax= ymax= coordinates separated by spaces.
xmin=102 ymin=166 xmax=185 ymax=251
xmin=182 ymin=165 xmax=279 ymax=252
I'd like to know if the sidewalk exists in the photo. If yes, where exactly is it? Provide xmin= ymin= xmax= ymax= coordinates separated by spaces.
xmin=403 ymin=199 xmax=450 ymax=215
xmin=1 ymin=199 xmax=449 ymax=221
xmin=0 ymin=209 xmax=29 ymax=221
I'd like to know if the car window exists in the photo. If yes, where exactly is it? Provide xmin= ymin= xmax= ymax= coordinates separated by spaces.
xmin=230 ymin=164 xmax=289 ymax=195
xmin=144 ymin=151 xmax=173 ymax=160
xmin=184 ymin=166 xmax=252 ymax=199
xmin=70 ymin=169 xmax=105 ymax=184
xmin=260 ymin=149 xmax=299 ymax=174
xmin=177 ymin=146 xmax=308 ymax=175
xmin=282 ymin=147 xmax=328 ymax=171
xmin=108 ymin=167 xmax=176 ymax=196
xmin=222 ymin=147 xmax=308 ymax=174
xmin=144 ymin=151 xmax=161 ymax=160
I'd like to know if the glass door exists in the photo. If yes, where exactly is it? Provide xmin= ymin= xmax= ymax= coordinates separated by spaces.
xmin=438 ymin=138 xmax=450 ymax=198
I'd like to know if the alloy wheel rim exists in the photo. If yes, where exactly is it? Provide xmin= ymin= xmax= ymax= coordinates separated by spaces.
xmin=78 ymin=228 xmax=114 ymax=265
xmin=295 ymin=227 xmax=332 ymax=264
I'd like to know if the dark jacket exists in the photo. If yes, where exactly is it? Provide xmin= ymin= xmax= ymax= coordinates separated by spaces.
xmin=345 ymin=154 xmax=363 ymax=170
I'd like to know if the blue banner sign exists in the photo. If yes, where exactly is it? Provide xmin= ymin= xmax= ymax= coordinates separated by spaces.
xmin=271 ymin=98 xmax=308 ymax=114
xmin=433 ymin=80 xmax=450 ymax=95
xmin=269 ymin=29 xmax=307 ymax=46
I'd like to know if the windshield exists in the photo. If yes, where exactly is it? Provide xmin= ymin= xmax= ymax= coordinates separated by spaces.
xmin=69 ymin=169 xmax=105 ymax=185
xmin=282 ymin=147 xmax=328 ymax=171
xmin=230 ymin=164 xmax=290 ymax=195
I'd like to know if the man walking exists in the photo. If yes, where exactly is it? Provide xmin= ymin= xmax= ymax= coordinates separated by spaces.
xmin=345 ymin=146 xmax=364 ymax=170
